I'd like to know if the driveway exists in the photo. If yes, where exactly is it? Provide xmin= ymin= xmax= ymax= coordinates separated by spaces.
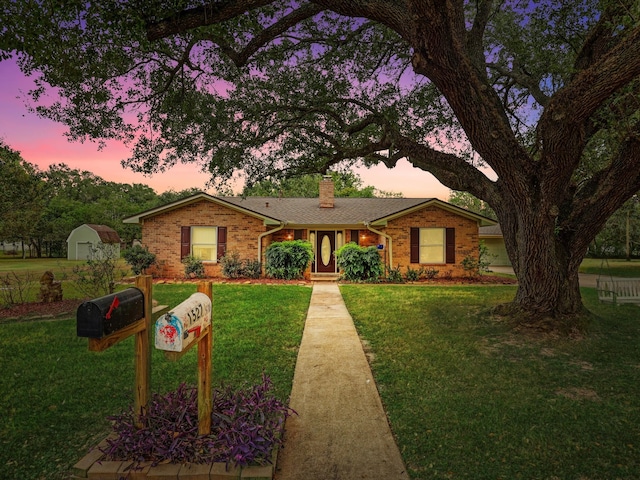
xmin=489 ymin=266 xmax=599 ymax=288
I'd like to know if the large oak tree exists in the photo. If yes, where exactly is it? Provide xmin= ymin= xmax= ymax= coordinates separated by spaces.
xmin=2 ymin=1 xmax=640 ymax=329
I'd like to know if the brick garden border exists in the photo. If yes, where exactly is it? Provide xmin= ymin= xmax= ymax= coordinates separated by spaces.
xmin=70 ymin=436 xmax=277 ymax=479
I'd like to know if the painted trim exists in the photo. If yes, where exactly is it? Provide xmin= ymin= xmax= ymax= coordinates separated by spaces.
xmin=369 ymin=198 xmax=496 ymax=227
xmin=364 ymin=222 xmax=393 ymax=267
xmin=258 ymin=223 xmax=287 ymax=271
xmin=123 ymin=193 xmax=281 ymax=226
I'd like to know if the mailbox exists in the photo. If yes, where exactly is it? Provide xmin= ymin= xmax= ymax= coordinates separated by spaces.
xmin=77 ymin=288 xmax=145 ymax=338
xmin=155 ymin=292 xmax=212 ymax=352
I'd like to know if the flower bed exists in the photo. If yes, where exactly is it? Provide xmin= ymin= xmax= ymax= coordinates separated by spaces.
xmin=70 ymin=375 xmax=292 ymax=479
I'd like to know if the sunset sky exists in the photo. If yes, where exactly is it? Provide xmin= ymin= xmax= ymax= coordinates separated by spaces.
xmin=0 ymin=58 xmax=450 ymax=199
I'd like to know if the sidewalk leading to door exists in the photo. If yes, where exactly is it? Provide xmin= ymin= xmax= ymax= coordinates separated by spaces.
xmin=275 ymin=283 xmax=409 ymax=480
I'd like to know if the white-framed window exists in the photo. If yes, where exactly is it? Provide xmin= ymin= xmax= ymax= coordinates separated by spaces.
xmin=191 ymin=226 xmax=217 ymax=261
xmin=419 ymin=228 xmax=445 ymax=263
xmin=181 ymin=226 xmax=226 ymax=263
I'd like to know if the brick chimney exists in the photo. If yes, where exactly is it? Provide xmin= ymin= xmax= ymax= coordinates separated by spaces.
xmin=319 ymin=175 xmax=334 ymax=208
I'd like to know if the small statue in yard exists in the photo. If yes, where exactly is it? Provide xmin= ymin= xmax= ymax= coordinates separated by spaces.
xmin=38 ymin=271 xmax=63 ymax=303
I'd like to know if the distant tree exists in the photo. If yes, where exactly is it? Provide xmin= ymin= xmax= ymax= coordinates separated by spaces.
xmin=448 ymin=191 xmax=496 ymax=220
xmin=242 ymin=171 xmax=401 ymax=198
xmin=0 ymin=143 xmax=45 ymax=257
xmin=155 ymin=188 xmax=203 ymax=205
xmin=588 ymin=196 xmax=640 ymax=259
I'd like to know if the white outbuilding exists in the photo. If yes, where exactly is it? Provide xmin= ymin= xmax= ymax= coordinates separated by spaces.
xmin=67 ymin=224 xmax=122 ymax=260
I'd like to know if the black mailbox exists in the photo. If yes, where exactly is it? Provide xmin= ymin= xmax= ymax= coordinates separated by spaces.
xmin=77 ymin=288 xmax=145 ymax=338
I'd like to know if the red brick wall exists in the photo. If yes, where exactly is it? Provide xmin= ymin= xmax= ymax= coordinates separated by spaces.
xmin=140 ymin=200 xmax=267 ymax=278
xmin=140 ymin=201 xmax=479 ymax=278
xmin=383 ymin=205 xmax=479 ymax=277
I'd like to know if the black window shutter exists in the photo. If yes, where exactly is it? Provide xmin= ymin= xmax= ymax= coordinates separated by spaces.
xmin=180 ymin=226 xmax=191 ymax=260
xmin=217 ymin=226 xmax=227 ymax=261
xmin=445 ymin=228 xmax=455 ymax=264
xmin=410 ymin=227 xmax=419 ymax=263
xmin=351 ymin=230 xmax=360 ymax=245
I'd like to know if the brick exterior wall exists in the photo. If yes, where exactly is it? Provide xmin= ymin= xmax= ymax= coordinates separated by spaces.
xmin=383 ymin=205 xmax=479 ymax=277
xmin=141 ymin=200 xmax=267 ymax=278
xmin=139 ymin=200 xmax=479 ymax=279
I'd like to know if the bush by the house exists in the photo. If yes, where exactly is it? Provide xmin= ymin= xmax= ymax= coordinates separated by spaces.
xmin=461 ymin=240 xmax=494 ymax=278
xmin=404 ymin=265 xmax=439 ymax=281
xmin=386 ymin=265 xmax=404 ymax=283
xmin=335 ymin=243 xmax=384 ymax=282
xmin=182 ymin=255 xmax=205 ymax=278
xmin=221 ymin=252 xmax=262 ymax=279
xmin=265 ymin=240 xmax=313 ymax=280
xmin=102 ymin=375 xmax=293 ymax=469
xmin=123 ymin=245 xmax=157 ymax=275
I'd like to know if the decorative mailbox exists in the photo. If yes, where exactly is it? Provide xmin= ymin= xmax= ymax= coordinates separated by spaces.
xmin=155 ymin=292 xmax=212 ymax=352
xmin=77 ymin=288 xmax=145 ymax=338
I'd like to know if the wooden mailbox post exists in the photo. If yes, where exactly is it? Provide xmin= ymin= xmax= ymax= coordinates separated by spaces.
xmin=77 ymin=277 xmax=212 ymax=435
xmin=155 ymin=282 xmax=213 ymax=435
xmin=76 ymin=275 xmax=154 ymax=424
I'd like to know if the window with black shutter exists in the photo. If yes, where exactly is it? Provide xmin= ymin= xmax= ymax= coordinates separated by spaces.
xmin=180 ymin=226 xmax=191 ymax=260
xmin=445 ymin=228 xmax=455 ymax=264
xmin=217 ymin=226 xmax=227 ymax=260
xmin=410 ymin=227 xmax=455 ymax=264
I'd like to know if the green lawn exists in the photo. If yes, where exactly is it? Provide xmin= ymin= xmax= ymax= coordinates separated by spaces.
xmin=0 ymin=258 xmax=112 ymax=277
xmin=0 ymin=283 xmax=311 ymax=480
xmin=341 ymin=285 xmax=640 ymax=480
xmin=580 ymin=258 xmax=640 ymax=276
xmin=3 ymin=259 xmax=640 ymax=480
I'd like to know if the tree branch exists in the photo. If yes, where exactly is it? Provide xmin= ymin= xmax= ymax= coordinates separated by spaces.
xmin=146 ymin=0 xmax=274 ymax=41
xmin=198 ymin=3 xmax=324 ymax=67
xmin=394 ymin=135 xmax=498 ymax=203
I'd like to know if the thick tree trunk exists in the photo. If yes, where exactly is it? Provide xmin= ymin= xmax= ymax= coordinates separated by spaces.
xmin=496 ymin=201 xmax=589 ymax=332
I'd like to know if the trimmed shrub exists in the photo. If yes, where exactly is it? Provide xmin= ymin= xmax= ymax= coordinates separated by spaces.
xmin=335 ymin=243 xmax=383 ymax=282
xmin=265 ymin=240 xmax=313 ymax=280
xmin=221 ymin=252 xmax=262 ymax=279
xmin=123 ymin=245 xmax=157 ymax=275
xmin=220 ymin=252 xmax=244 ymax=278
xmin=182 ymin=255 xmax=205 ymax=278
xmin=386 ymin=265 xmax=404 ymax=283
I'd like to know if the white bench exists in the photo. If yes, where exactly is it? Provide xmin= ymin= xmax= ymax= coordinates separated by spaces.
xmin=596 ymin=278 xmax=640 ymax=305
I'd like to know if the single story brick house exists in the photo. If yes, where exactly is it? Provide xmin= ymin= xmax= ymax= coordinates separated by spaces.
xmin=123 ymin=177 xmax=496 ymax=278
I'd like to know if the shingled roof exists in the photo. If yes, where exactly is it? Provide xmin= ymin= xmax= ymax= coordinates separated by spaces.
xmin=221 ymin=196 xmax=434 ymax=225
xmin=123 ymin=193 xmax=497 ymax=227
xmin=86 ymin=224 xmax=122 ymax=243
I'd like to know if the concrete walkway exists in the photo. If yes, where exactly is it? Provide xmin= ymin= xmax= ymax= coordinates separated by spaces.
xmin=275 ymin=283 xmax=409 ymax=480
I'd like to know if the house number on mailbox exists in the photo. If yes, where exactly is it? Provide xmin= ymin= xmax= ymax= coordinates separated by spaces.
xmin=155 ymin=292 xmax=212 ymax=353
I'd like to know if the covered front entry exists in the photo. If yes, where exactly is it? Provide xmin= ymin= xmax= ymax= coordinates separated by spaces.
xmin=315 ymin=230 xmax=336 ymax=273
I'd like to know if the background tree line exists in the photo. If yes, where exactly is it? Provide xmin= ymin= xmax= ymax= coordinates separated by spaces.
xmin=0 ymin=143 xmax=399 ymax=258
xmin=0 ymin=142 xmax=201 ymax=258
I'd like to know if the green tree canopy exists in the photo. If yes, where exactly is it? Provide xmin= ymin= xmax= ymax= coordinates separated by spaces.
xmin=448 ymin=191 xmax=496 ymax=220
xmin=242 ymin=171 xmax=401 ymax=198
xmin=0 ymin=142 xmax=45 ymax=256
xmin=2 ymin=1 xmax=640 ymax=329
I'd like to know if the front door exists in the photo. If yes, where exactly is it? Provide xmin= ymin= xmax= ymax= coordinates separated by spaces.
xmin=316 ymin=231 xmax=336 ymax=273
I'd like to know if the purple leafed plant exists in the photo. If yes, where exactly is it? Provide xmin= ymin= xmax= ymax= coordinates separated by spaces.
xmin=100 ymin=374 xmax=294 ymax=469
